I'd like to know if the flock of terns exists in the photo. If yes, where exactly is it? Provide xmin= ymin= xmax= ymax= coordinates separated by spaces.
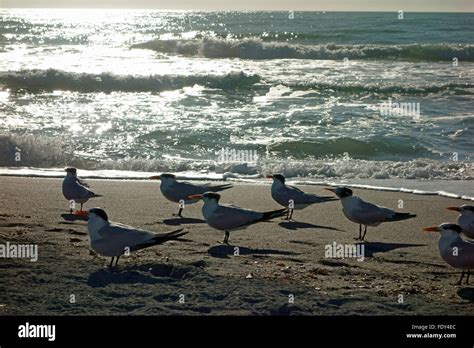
xmin=62 ymin=167 xmax=474 ymax=285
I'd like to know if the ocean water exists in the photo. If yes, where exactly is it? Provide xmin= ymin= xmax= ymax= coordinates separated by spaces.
xmin=0 ymin=9 xmax=473 ymax=195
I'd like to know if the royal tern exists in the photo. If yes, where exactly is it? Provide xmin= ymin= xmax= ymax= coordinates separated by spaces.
xmin=62 ymin=167 xmax=101 ymax=215
xmin=87 ymin=208 xmax=188 ymax=267
xmin=423 ymin=223 xmax=474 ymax=285
xmin=325 ymin=187 xmax=416 ymax=240
xmin=188 ymin=192 xmax=287 ymax=244
xmin=267 ymin=174 xmax=336 ymax=219
xmin=447 ymin=205 xmax=474 ymax=239
xmin=149 ymin=173 xmax=232 ymax=217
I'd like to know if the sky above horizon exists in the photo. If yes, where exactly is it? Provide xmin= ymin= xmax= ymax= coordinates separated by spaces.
xmin=1 ymin=0 xmax=473 ymax=12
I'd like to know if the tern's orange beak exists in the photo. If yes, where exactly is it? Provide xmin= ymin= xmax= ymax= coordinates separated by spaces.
xmin=149 ymin=175 xmax=160 ymax=180
xmin=422 ymin=226 xmax=439 ymax=233
xmin=446 ymin=206 xmax=461 ymax=212
xmin=187 ymin=194 xmax=203 ymax=200
xmin=266 ymin=175 xmax=273 ymax=179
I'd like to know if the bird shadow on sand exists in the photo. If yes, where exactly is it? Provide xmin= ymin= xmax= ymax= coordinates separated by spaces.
xmin=208 ymin=245 xmax=299 ymax=259
xmin=278 ymin=221 xmax=344 ymax=232
xmin=162 ymin=217 xmax=206 ymax=226
xmin=457 ymin=287 xmax=474 ymax=303
xmin=87 ymin=262 xmax=194 ymax=288
xmin=61 ymin=213 xmax=88 ymax=222
xmin=359 ymin=242 xmax=425 ymax=258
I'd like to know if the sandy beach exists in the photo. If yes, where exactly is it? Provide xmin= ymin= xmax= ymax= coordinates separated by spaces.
xmin=0 ymin=176 xmax=473 ymax=315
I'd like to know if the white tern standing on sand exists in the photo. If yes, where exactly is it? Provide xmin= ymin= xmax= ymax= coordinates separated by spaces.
xmin=423 ymin=223 xmax=474 ymax=285
xmin=62 ymin=167 xmax=101 ymax=215
xmin=447 ymin=205 xmax=474 ymax=239
xmin=149 ymin=173 xmax=232 ymax=217
xmin=87 ymin=208 xmax=188 ymax=267
xmin=268 ymin=174 xmax=336 ymax=219
xmin=325 ymin=187 xmax=416 ymax=240
xmin=188 ymin=192 xmax=287 ymax=244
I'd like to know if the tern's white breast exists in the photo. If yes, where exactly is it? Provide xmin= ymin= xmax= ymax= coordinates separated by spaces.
xmin=340 ymin=196 xmax=363 ymax=223
xmin=438 ymin=231 xmax=474 ymax=270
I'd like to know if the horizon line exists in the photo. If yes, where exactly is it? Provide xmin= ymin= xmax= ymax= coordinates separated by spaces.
xmin=1 ymin=7 xmax=473 ymax=13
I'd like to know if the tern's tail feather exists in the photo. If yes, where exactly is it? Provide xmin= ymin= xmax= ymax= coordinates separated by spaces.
xmin=152 ymin=228 xmax=188 ymax=244
xmin=260 ymin=208 xmax=288 ymax=222
xmin=131 ymin=229 xmax=188 ymax=252
xmin=209 ymin=184 xmax=233 ymax=192
xmin=91 ymin=193 xmax=103 ymax=198
xmin=386 ymin=213 xmax=416 ymax=222
xmin=318 ymin=196 xmax=338 ymax=203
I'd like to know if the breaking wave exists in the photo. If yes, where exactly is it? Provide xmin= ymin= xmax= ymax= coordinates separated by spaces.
xmin=1 ymin=134 xmax=472 ymax=181
xmin=0 ymin=69 xmax=261 ymax=93
xmin=132 ymin=38 xmax=474 ymax=61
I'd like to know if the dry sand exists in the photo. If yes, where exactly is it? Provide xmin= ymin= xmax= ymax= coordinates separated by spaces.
xmin=0 ymin=176 xmax=473 ymax=315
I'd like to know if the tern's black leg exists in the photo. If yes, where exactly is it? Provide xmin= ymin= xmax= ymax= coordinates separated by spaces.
xmin=288 ymin=209 xmax=294 ymax=220
xmin=80 ymin=202 xmax=83 ymax=211
xmin=173 ymin=207 xmax=183 ymax=217
xmin=466 ymin=270 xmax=471 ymax=285
xmin=223 ymin=231 xmax=230 ymax=245
xmin=355 ymin=225 xmax=362 ymax=240
xmin=361 ymin=225 xmax=368 ymax=241
xmin=115 ymin=256 xmax=120 ymax=267
xmin=457 ymin=271 xmax=465 ymax=285
xmin=109 ymin=257 xmax=115 ymax=268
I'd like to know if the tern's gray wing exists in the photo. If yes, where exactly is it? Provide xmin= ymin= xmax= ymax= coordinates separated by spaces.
xmin=76 ymin=177 xmax=90 ymax=188
xmin=286 ymin=185 xmax=330 ymax=204
xmin=202 ymin=182 xmax=233 ymax=192
xmin=179 ymin=181 xmax=211 ymax=194
xmin=94 ymin=223 xmax=186 ymax=257
xmin=205 ymin=205 xmax=264 ymax=231
xmin=273 ymin=185 xmax=331 ymax=206
xmin=287 ymin=185 xmax=305 ymax=194
xmin=63 ymin=178 xmax=98 ymax=200
xmin=163 ymin=182 xmax=209 ymax=202
xmin=100 ymin=222 xmax=156 ymax=248
xmin=350 ymin=200 xmax=396 ymax=225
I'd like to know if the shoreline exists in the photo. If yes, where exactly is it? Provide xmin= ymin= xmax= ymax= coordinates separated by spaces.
xmin=0 ymin=176 xmax=473 ymax=315
xmin=1 ymin=166 xmax=473 ymax=201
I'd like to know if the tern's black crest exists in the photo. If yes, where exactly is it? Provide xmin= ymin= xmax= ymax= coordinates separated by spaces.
xmin=334 ymin=187 xmax=353 ymax=198
xmin=65 ymin=167 xmax=77 ymax=174
xmin=89 ymin=208 xmax=109 ymax=222
xmin=160 ymin=173 xmax=176 ymax=179
xmin=440 ymin=223 xmax=463 ymax=233
xmin=203 ymin=192 xmax=221 ymax=202
xmin=272 ymin=174 xmax=285 ymax=184
xmin=462 ymin=205 xmax=474 ymax=212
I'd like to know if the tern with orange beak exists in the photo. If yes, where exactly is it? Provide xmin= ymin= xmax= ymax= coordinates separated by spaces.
xmin=325 ymin=186 xmax=416 ymax=240
xmin=149 ymin=173 xmax=232 ymax=217
xmin=423 ymin=223 xmax=474 ymax=285
xmin=62 ymin=167 xmax=102 ymax=216
xmin=267 ymin=174 xmax=336 ymax=220
xmin=447 ymin=205 xmax=474 ymax=239
xmin=188 ymin=192 xmax=287 ymax=244
xmin=87 ymin=208 xmax=188 ymax=268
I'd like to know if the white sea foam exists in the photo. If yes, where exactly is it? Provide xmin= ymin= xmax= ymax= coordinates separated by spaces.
xmin=132 ymin=38 xmax=474 ymax=62
xmin=1 ymin=167 xmax=472 ymax=201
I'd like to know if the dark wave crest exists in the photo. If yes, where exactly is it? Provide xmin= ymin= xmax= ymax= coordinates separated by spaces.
xmin=0 ymin=69 xmax=261 ymax=93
